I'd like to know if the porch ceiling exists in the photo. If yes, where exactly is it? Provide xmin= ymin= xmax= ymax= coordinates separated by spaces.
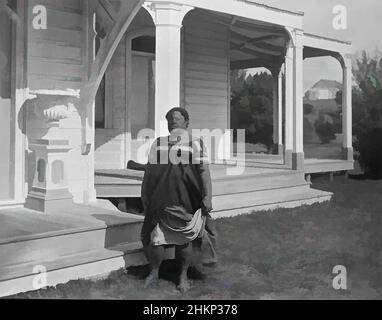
xmin=197 ymin=10 xmax=351 ymax=70
xmin=229 ymin=19 xmax=288 ymax=70
xmin=197 ymin=9 xmax=288 ymax=71
xmin=303 ymin=33 xmax=352 ymax=60
xmin=303 ymin=46 xmax=338 ymax=60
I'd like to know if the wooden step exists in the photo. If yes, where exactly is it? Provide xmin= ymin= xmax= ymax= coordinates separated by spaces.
xmin=0 ymin=241 xmax=174 ymax=297
xmin=0 ymin=242 xmax=144 ymax=297
xmin=0 ymin=207 xmax=143 ymax=268
xmin=212 ymin=170 xmax=308 ymax=196
xmin=213 ymin=184 xmax=312 ymax=212
xmin=211 ymin=188 xmax=332 ymax=218
xmin=94 ymin=167 xmax=309 ymax=199
xmin=0 ymin=242 xmax=143 ymax=282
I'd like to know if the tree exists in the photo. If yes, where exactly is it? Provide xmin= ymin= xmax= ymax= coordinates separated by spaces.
xmin=230 ymin=70 xmax=274 ymax=150
xmin=314 ymin=112 xmax=336 ymax=144
xmin=303 ymin=116 xmax=315 ymax=142
xmin=303 ymin=103 xmax=314 ymax=115
xmin=340 ymin=51 xmax=382 ymax=177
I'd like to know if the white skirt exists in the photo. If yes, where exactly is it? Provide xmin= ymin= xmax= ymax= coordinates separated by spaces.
xmin=150 ymin=209 xmax=205 ymax=246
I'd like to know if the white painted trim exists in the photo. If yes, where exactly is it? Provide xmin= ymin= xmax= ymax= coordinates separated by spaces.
xmin=278 ymin=69 xmax=283 ymax=147
xmin=303 ymin=33 xmax=351 ymax=55
xmin=293 ymin=32 xmax=304 ymax=154
xmin=0 ymin=252 xmax=146 ymax=298
xmin=149 ymin=2 xmax=193 ymax=136
xmin=0 ymin=201 xmax=25 ymax=209
xmin=342 ymin=57 xmax=352 ymax=150
xmin=180 ymin=26 xmax=185 ymax=107
xmin=150 ymin=0 xmax=303 ymax=29
xmin=210 ymin=194 xmax=332 ymax=219
xmin=284 ymin=44 xmax=293 ymax=153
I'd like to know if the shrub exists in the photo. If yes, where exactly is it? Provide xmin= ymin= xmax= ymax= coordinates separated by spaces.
xmin=314 ymin=118 xmax=336 ymax=144
xmin=355 ymin=127 xmax=382 ymax=178
xmin=303 ymin=116 xmax=315 ymax=142
xmin=303 ymin=103 xmax=314 ymax=115
xmin=230 ymin=71 xmax=274 ymax=150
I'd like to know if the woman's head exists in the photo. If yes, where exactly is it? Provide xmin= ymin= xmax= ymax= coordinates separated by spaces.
xmin=165 ymin=107 xmax=190 ymax=132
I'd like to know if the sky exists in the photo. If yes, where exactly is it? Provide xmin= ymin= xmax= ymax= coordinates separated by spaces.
xmin=249 ymin=0 xmax=382 ymax=91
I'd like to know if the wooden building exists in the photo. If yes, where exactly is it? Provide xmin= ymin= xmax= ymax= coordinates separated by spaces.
xmin=0 ymin=0 xmax=353 ymax=296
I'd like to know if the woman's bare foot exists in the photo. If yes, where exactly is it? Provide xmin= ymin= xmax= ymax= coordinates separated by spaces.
xmin=144 ymin=271 xmax=159 ymax=288
xmin=177 ymin=278 xmax=191 ymax=293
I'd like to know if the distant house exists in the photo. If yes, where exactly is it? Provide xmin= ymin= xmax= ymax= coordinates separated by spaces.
xmin=305 ymin=79 xmax=342 ymax=100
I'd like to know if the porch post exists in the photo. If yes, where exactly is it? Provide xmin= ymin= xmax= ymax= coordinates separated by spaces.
xmin=147 ymin=2 xmax=193 ymax=137
xmin=292 ymin=30 xmax=304 ymax=170
xmin=342 ymin=57 xmax=353 ymax=160
xmin=271 ymin=67 xmax=283 ymax=155
xmin=284 ymin=45 xmax=294 ymax=167
xmin=278 ymin=70 xmax=283 ymax=154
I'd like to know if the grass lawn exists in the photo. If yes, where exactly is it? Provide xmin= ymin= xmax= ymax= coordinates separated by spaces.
xmin=10 ymin=175 xmax=382 ymax=299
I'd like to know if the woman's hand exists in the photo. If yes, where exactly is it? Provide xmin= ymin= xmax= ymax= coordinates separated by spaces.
xmin=201 ymin=198 xmax=213 ymax=216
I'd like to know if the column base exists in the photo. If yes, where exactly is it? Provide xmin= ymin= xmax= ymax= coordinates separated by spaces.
xmin=342 ymin=147 xmax=354 ymax=161
xmin=284 ymin=149 xmax=293 ymax=168
xmin=83 ymin=187 xmax=97 ymax=204
xmin=25 ymin=187 xmax=73 ymax=213
xmin=292 ymin=152 xmax=304 ymax=171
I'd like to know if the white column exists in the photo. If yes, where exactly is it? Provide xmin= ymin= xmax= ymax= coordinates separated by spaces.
xmin=147 ymin=3 xmax=193 ymax=137
xmin=271 ymin=67 xmax=283 ymax=154
xmin=13 ymin=0 xmax=27 ymax=203
xmin=272 ymin=70 xmax=278 ymax=146
xmin=342 ymin=57 xmax=353 ymax=160
xmin=292 ymin=30 xmax=304 ymax=170
xmin=278 ymin=71 xmax=283 ymax=150
xmin=284 ymin=45 xmax=294 ymax=167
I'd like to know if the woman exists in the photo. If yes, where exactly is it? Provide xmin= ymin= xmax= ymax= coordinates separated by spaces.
xmin=140 ymin=107 xmax=215 ymax=292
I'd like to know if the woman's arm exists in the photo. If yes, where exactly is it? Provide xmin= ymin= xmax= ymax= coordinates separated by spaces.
xmin=200 ymin=163 xmax=213 ymax=215
xmin=197 ymin=138 xmax=213 ymax=215
xmin=141 ymin=139 xmax=158 ymax=211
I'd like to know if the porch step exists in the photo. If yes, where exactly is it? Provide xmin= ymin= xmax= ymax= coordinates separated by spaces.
xmin=94 ymin=167 xmax=307 ymax=198
xmin=0 ymin=242 xmax=143 ymax=282
xmin=213 ymin=183 xmax=309 ymax=211
xmin=210 ymin=167 xmax=331 ymax=215
xmin=0 ymin=205 xmax=143 ymax=269
xmin=212 ymin=187 xmax=332 ymax=218
xmin=212 ymin=169 xmax=308 ymax=196
xmin=0 ymin=241 xmax=146 ymax=297
xmin=0 ymin=201 xmax=178 ymax=297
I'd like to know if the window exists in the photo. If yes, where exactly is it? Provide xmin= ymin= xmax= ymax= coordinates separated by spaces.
xmin=92 ymin=11 xmax=107 ymax=129
xmin=0 ymin=2 xmax=16 ymax=200
xmin=132 ymin=36 xmax=155 ymax=54
xmin=95 ymin=75 xmax=106 ymax=128
xmin=130 ymin=36 xmax=156 ymax=138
